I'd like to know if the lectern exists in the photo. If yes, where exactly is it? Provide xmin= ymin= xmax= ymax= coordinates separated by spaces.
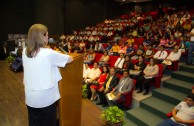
xmin=59 ymin=53 xmax=83 ymax=126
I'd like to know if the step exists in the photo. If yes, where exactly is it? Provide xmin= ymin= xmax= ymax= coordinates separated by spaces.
xmin=140 ymin=97 xmax=174 ymax=119
xmin=124 ymin=117 xmax=138 ymax=126
xmin=152 ymin=87 xmax=186 ymax=105
xmin=179 ymin=65 xmax=194 ymax=73
xmin=126 ymin=107 xmax=164 ymax=126
xmin=171 ymin=71 xmax=194 ymax=83
xmin=163 ymin=78 xmax=193 ymax=94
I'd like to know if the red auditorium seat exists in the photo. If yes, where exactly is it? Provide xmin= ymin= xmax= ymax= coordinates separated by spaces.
xmin=108 ymin=55 xmax=119 ymax=67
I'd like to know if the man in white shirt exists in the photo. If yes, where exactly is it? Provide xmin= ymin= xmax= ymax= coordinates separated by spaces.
xmin=163 ymin=46 xmax=181 ymax=65
xmin=154 ymin=45 xmax=168 ymax=63
xmin=157 ymin=93 xmax=194 ymax=126
xmin=114 ymin=53 xmax=125 ymax=69
xmin=84 ymin=62 xmax=101 ymax=83
xmin=162 ymin=46 xmax=182 ymax=71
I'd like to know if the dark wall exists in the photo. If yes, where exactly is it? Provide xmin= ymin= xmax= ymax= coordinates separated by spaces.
xmin=63 ymin=0 xmax=134 ymax=34
xmin=63 ymin=0 xmax=107 ymax=34
xmin=0 ymin=0 xmax=34 ymax=40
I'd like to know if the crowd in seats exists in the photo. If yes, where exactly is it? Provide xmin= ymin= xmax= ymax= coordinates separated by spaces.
xmin=57 ymin=7 xmax=194 ymax=109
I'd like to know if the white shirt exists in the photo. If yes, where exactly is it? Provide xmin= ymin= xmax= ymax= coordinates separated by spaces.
xmin=153 ymin=50 xmax=168 ymax=60
xmin=22 ymin=48 xmax=70 ymax=108
xmin=114 ymin=58 xmax=125 ymax=69
xmin=166 ymin=51 xmax=181 ymax=61
xmin=171 ymin=101 xmax=194 ymax=126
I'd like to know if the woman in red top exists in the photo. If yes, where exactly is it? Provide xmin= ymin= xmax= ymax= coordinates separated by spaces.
xmin=90 ymin=66 xmax=109 ymax=101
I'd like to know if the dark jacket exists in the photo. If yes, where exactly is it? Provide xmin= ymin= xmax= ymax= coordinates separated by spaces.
xmin=103 ymin=74 xmax=119 ymax=92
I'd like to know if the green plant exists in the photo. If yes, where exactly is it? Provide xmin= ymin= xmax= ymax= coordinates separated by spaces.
xmin=100 ymin=106 xmax=125 ymax=126
xmin=5 ymin=55 xmax=15 ymax=63
xmin=82 ymin=84 xmax=88 ymax=98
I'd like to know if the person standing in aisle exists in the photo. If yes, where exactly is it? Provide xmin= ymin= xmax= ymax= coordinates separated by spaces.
xmin=22 ymin=24 xmax=73 ymax=126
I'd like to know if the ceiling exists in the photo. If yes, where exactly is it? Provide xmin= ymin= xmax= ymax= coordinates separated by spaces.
xmin=115 ymin=0 xmax=153 ymax=3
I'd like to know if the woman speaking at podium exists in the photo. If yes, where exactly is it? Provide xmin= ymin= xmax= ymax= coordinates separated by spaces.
xmin=22 ymin=24 xmax=73 ymax=126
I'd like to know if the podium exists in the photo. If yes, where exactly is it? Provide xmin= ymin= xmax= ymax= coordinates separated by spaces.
xmin=59 ymin=53 xmax=83 ymax=126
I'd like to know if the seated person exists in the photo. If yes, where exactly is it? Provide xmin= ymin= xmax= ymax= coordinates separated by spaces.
xmin=84 ymin=62 xmax=101 ymax=84
xmin=131 ymin=44 xmax=145 ymax=60
xmin=153 ymin=45 xmax=168 ymax=63
xmin=109 ymin=42 xmax=120 ymax=56
xmin=130 ymin=56 xmax=146 ymax=81
xmin=118 ymin=43 xmax=127 ymax=54
xmin=94 ymin=41 xmax=104 ymax=53
xmin=106 ymin=70 xmax=134 ymax=106
xmin=106 ymin=42 xmax=112 ymax=51
xmin=136 ymin=58 xmax=159 ymax=95
xmin=79 ymin=40 xmax=86 ymax=51
xmin=122 ymin=55 xmax=134 ymax=72
xmin=83 ymin=63 xmax=91 ymax=79
xmin=84 ymin=48 xmax=95 ymax=65
xmin=144 ymin=45 xmax=155 ymax=62
xmin=179 ymin=36 xmax=186 ymax=53
xmin=96 ymin=68 xmax=119 ymax=107
xmin=72 ymin=41 xmax=81 ymax=53
xmin=157 ymin=93 xmax=194 ymax=126
xmin=162 ymin=46 xmax=181 ymax=71
xmin=143 ymin=35 xmax=152 ymax=47
xmin=166 ymin=36 xmax=177 ymax=50
xmin=126 ymin=43 xmax=135 ymax=56
xmin=90 ymin=66 xmax=109 ymax=101
xmin=158 ymin=35 xmax=169 ymax=48
xmin=126 ymin=35 xmax=135 ymax=45
xmin=99 ymin=50 xmax=110 ymax=67
xmin=114 ymin=53 xmax=125 ymax=73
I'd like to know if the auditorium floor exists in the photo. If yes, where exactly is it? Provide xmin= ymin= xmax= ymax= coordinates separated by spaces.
xmin=0 ymin=61 xmax=106 ymax=126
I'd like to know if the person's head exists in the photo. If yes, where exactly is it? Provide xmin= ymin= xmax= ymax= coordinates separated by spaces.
xmin=102 ymin=66 xmax=109 ymax=74
xmin=120 ymin=53 xmax=124 ymax=58
xmin=192 ymin=88 xmax=194 ymax=94
xmin=103 ymin=50 xmax=108 ymax=56
xmin=173 ymin=46 xmax=179 ymax=53
xmin=27 ymin=24 xmax=48 ymax=57
xmin=159 ymin=45 xmax=165 ymax=51
xmin=186 ymin=93 xmax=194 ymax=106
xmin=147 ymin=45 xmax=152 ymax=50
xmin=125 ymin=55 xmax=131 ymax=61
xmin=150 ymin=58 xmax=157 ymax=66
xmin=84 ymin=63 xmax=89 ymax=69
xmin=109 ymin=68 xmax=115 ymax=76
xmin=122 ymin=70 xmax=129 ymax=78
xmin=138 ymin=56 xmax=144 ymax=63
xmin=93 ymin=62 xmax=99 ymax=69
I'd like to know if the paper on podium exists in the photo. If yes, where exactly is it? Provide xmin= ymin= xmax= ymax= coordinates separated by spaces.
xmin=107 ymin=93 xmax=116 ymax=100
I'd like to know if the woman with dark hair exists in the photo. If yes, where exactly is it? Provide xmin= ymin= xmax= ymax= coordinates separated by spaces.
xmin=136 ymin=58 xmax=159 ymax=95
xmin=90 ymin=66 xmax=109 ymax=101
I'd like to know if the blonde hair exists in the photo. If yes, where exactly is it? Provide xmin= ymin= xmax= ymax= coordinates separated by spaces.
xmin=26 ymin=24 xmax=48 ymax=58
